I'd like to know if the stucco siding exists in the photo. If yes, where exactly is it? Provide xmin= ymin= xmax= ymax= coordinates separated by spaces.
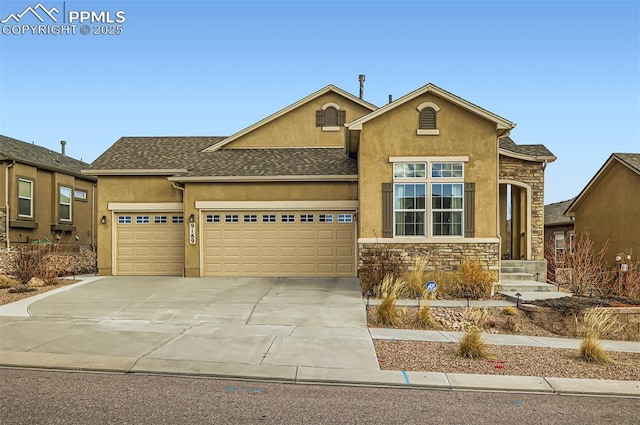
xmin=226 ymin=92 xmax=373 ymax=148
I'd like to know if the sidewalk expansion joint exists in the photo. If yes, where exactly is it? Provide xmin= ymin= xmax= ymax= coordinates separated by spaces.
xmin=258 ymin=336 xmax=278 ymax=366
xmin=127 ymin=325 xmax=191 ymax=372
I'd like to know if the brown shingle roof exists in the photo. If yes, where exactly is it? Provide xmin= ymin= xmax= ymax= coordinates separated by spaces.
xmin=0 ymin=135 xmax=95 ymax=180
xmin=499 ymin=136 xmax=556 ymax=161
xmin=545 ymin=198 xmax=576 ymax=226
xmin=615 ymin=153 xmax=640 ymax=174
xmin=86 ymin=137 xmax=357 ymax=177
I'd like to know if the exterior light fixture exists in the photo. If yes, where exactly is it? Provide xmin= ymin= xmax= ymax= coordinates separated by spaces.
xmin=189 ymin=213 xmax=195 ymax=223
xmin=464 ymin=292 xmax=472 ymax=307
xmin=416 ymin=291 xmax=422 ymax=308
xmin=101 ymin=215 xmax=107 ymax=224
xmin=515 ymin=292 xmax=522 ymax=308
xmin=364 ymin=290 xmax=372 ymax=307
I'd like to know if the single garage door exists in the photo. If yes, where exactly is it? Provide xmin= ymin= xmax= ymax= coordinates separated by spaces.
xmin=115 ymin=213 xmax=184 ymax=275
xmin=203 ymin=210 xmax=356 ymax=276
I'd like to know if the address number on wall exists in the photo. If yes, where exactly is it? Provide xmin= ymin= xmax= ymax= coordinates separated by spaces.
xmin=189 ymin=222 xmax=196 ymax=245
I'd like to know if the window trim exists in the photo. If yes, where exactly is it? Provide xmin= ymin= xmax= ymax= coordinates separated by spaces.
xmin=17 ymin=178 xmax=34 ymax=219
xmin=59 ymin=185 xmax=73 ymax=222
xmin=416 ymin=102 xmax=441 ymax=136
xmin=391 ymin=159 xmax=466 ymax=238
xmin=74 ymin=189 xmax=88 ymax=202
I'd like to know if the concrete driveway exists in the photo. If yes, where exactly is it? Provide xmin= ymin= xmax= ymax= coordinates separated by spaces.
xmin=0 ymin=276 xmax=379 ymax=379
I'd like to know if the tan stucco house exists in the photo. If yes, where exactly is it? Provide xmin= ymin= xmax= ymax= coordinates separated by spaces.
xmin=1 ymin=135 xmax=97 ymax=249
xmin=84 ymin=83 xmax=555 ymax=278
xmin=564 ymin=153 xmax=640 ymax=264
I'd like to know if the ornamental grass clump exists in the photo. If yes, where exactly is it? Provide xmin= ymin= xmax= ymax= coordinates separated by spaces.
xmin=577 ymin=308 xmax=621 ymax=364
xmin=457 ymin=326 xmax=489 ymax=359
xmin=399 ymin=255 xmax=431 ymax=299
xmin=375 ymin=275 xmax=405 ymax=327
xmin=448 ymin=261 xmax=495 ymax=299
xmin=413 ymin=304 xmax=441 ymax=330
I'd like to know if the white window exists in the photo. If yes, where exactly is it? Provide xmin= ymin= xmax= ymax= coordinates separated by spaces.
xmin=18 ymin=178 xmax=33 ymax=218
xmin=554 ymin=233 xmax=565 ymax=261
xmin=281 ymin=214 xmax=295 ymax=223
xmin=74 ymin=190 xmax=87 ymax=200
xmin=172 ymin=215 xmax=184 ymax=224
xmin=59 ymin=186 xmax=72 ymax=222
xmin=569 ymin=232 xmax=575 ymax=255
xmin=337 ymin=214 xmax=353 ymax=223
xmin=392 ymin=161 xmax=465 ymax=237
xmin=154 ymin=215 xmax=167 ymax=224
xmin=262 ymin=214 xmax=276 ymax=223
xmin=319 ymin=214 xmax=334 ymax=223
xmin=300 ymin=214 xmax=314 ymax=223
xmin=206 ymin=214 xmax=220 ymax=223
xmin=118 ymin=215 xmax=132 ymax=224
xmin=225 ymin=214 xmax=238 ymax=223
xmin=243 ymin=214 xmax=257 ymax=223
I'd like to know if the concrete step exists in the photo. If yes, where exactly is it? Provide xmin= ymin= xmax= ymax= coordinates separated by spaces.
xmin=500 ymin=260 xmax=527 ymax=268
xmin=501 ymin=266 xmax=527 ymax=274
xmin=501 ymin=291 xmax=572 ymax=303
xmin=496 ymin=280 xmax=558 ymax=293
xmin=501 ymin=272 xmax=537 ymax=281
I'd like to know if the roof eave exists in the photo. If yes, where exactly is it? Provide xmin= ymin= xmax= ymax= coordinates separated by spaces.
xmin=167 ymin=174 xmax=359 ymax=183
xmin=82 ymin=169 xmax=188 ymax=176
xmin=499 ymin=149 xmax=557 ymax=163
xmin=7 ymin=157 xmax=96 ymax=181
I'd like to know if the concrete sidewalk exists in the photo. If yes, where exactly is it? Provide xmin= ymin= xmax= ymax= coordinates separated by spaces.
xmin=0 ymin=276 xmax=638 ymax=398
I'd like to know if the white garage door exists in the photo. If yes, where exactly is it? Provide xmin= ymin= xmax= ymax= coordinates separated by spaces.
xmin=115 ymin=213 xmax=184 ymax=275
xmin=203 ymin=210 xmax=356 ymax=277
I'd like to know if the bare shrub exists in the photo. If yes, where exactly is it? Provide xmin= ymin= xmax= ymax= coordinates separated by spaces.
xmin=9 ymin=244 xmax=54 ymax=284
xmin=548 ymin=233 xmax=614 ymax=296
xmin=359 ymin=245 xmax=405 ymax=295
xmin=605 ymin=259 xmax=640 ymax=299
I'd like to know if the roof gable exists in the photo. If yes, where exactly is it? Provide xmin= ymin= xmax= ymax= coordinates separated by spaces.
xmin=565 ymin=153 xmax=640 ymax=215
xmin=0 ymin=134 xmax=94 ymax=180
xmin=204 ymin=85 xmax=377 ymax=151
xmin=545 ymin=197 xmax=576 ymax=226
xmin=346 ymin=83 xmax=515 ymax=131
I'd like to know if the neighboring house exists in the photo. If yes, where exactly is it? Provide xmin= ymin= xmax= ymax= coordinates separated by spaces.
xmin=544 ymin=197 xmax=575 ymax=262
xmin=84 ymin=83 xmax=555 ymax=277
xmin=564 ymin=153 xmax=640 ymax=264
xmin=0 ymin=135 xmax=97 ymax=250
xmin=544 ymin=197 xmax=575 ymax=281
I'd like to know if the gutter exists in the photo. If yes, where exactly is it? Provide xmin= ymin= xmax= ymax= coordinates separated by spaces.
xmin=5 ymin=160 xmax=14 ymax=249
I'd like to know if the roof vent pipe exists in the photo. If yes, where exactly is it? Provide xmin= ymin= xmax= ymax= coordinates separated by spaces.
xmin=358 ymin=74 xmax=365 ymax=99
xmin=60 ymin=140 xmax=66 ymax=156
xmin=388 ymin=94 xmax=393 ymax=104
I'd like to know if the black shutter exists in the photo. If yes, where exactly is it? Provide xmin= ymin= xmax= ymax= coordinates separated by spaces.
xmin=382 ymin=183 xmax=394 ymax=238
xmin=316 ymin=110 xmax=324 ymax=127
xmin=337 ymin=110 xmax=346 ymax=126
xmin=419 ymin=108 xmax=436 ymax=129
xmin=464 ymin=182 xmax=475 ymax=238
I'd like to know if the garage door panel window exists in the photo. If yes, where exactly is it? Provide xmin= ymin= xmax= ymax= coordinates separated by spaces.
xmin=154 ymin=215 xmax=167 ymax=224
xmin=243 ymin=214 xmax=257 ymax=223
xmin=337 ymin=214 xmax=353 ymax=223
xmin=225 ymin=214 xmax=238 ymax=223
xmin=319 ymin=214 xmax=333 ymax=223
xmin=206 ymin=214 xmax=220 ymax=223
xmin=172 ymin=215 xmax=184 ymax=224
xmin=262 ymin=214 xmax=276 ymax=223
xmin=281 ymin=214 xmax=295 ymax=223
xmin=300 ymin=214 xmax=314 ymax=223
xmin=118 ymin=215 xmax=132 ymax=224
xmin=136 ymin=215 xmax=150 ymax=224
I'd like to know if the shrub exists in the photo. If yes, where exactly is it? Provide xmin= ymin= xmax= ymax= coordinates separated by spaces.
xmin=457 ymin=326 xmax=489 ymax=359
xmin=0 ymin=275 xmax=21 ymax=288
xmin=577 ymin=308 xmax=621 ymax=364
xmin=359 ymin=245 xmax=405 ymax=295
xmin=447 ymin=261 xmax=495 ymax=299
xmin=503 ymin=316 xmax=519 ymax=333
xmin=502 ymin=306 xmax=521 ymax=316
xmin=8 ymin=244 xmax=56 ymax=284
xmin=414 ymin=305 xmax=440 ymax=330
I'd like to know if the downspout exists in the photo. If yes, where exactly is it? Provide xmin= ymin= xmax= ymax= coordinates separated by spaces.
xmin=5 ymin=161 xmax=14 ymax=249
xmin=91 ymin=183 xmax=96 ymax=252
xmin=171 ymin=182 xmax=186 ymax=277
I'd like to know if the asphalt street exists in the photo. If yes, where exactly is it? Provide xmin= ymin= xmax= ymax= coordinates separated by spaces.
xmin=1 ymin=368 xmax=638 ymax=425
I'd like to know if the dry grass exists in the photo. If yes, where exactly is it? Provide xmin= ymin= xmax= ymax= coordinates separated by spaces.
xmin=457 ymin=326 xmax=489 ymax=359
xmin=0 ymin=275 xmax=21 ymax=288
xmin=413 ymin=305 xmax=441 ymax=330
xmin=502 ymin=306 xmax=521 ymax=316
xmin=440 ymin=261 xmax=495 ymax=299
xmin=464 ymin=306 xmax=491 ymax=330
xmin=376 ymin=295 xmax=404 ymax=327
xmin=399 ymin=255 xmax=431 ymax=299
xmin=577 ymin=308 xmax=621 ymax=364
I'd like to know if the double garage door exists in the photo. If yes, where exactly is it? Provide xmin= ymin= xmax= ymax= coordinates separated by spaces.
xmin=115 ymin=213 xmax=185 ymax=275
xmin=203 ymin=210 xmax=356 ymax=277
xmin=114 ymin=210 xmax=356 ymax=277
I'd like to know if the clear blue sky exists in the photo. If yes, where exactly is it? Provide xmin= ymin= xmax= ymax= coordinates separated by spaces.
xmin=1 ymin=0 xmax=638 ymax=203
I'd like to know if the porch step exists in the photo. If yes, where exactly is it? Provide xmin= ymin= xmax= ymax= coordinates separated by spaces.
xmin=496 ymin=280 xmax=558 ymax=293
xmin=501 ymin=291 xmax=572 ymax=303
xmin=501 ymin=266 xmax=527 ymax=274
xmin=501 ymin=272 xmax=538 ymax=281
